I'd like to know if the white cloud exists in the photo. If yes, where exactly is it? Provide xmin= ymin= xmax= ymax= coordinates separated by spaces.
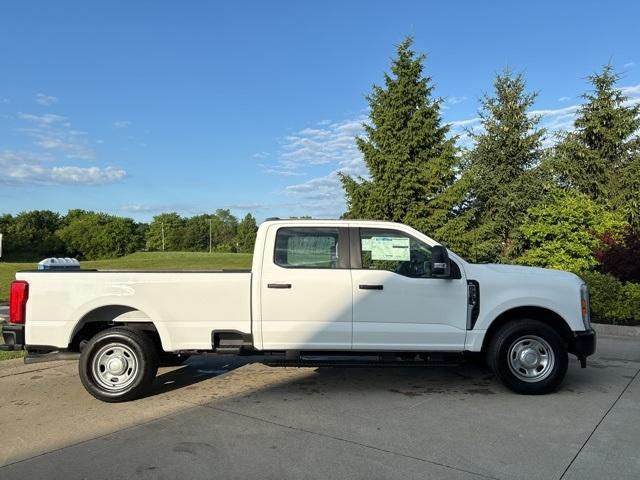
xmin=32 ymin=135 xmax=94 ymax=160
xmin=262 ymin=167 xmax=306 ymax=176
xmin=18 ymin=112 xmax=67 ymax=125
xmin=35 ymin=93 xmax=58 ymax=106
xmin=624 ymin=62 xmax=635 ymax=68
xmin=224 ymin=203 xmax=266 ymax=210
xmin=265 ymin=116 xmax=367 ymax=177
xmin=529 ymin=105 xmax=579 ymax=117
xmin=557 ymin=96 xmax=571 ymax=102
xmin=120 ymin=204 xmax=171 ymax=214
xmin=50 ymin=166 xmax=125 ymax=184
xmin=252 ymin=151 xmax=269 ymax=159
xmin=448 ymin=96 xmax=467 ymax=105
xmin=0 ymin=150 xmax=125 ymax=185
xmin=17 ymin=112 xmax=95 ymax=160
xmin=621 ymin=84 xmax=640 ymax=97
xmin=448 ymin=117 xmax=481 ymax=128
xmin=113 ymin=120 xmax=131 ymax=129
xmin=276 ymin=117 xmax=373 ymax=216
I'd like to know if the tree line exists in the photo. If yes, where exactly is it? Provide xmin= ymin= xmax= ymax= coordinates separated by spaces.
xmin=0 ymin=209 xmax=258 ymax=260
xmin=340 ymin=37 xmax=640 ymax=324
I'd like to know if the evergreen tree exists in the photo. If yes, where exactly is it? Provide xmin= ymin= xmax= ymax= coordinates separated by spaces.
xmin=552 ymin=65 xmax=640 ymax=230
xmin=236 ymin=213 xmax=258 ymax=253
xmin=445 ymin=70 xmax=545 ymax=261
xmin=340 ymin=37 xmax=458 ymax=233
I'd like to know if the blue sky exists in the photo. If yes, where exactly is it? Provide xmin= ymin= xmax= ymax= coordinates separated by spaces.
xmin=1 ymin=1 xmax=639 ymax=222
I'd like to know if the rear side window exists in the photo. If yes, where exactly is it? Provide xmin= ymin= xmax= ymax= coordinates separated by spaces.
xmin=274 ymin=228 xmax=340 ymax=268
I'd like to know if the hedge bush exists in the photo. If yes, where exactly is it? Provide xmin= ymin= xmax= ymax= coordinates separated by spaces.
xmin=579 ymin=271 xmax=640 ymax=325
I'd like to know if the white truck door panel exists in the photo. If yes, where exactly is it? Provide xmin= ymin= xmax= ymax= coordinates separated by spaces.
xmin=260 ymin=226 xmax=352 ymax=350
xmin=351 ymin=228 xmax=467 ymax=351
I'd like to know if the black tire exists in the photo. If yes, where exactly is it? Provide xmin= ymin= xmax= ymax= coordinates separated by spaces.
xmin=159 ymin=353 xmax=191 ymax=367
xmin=79 ymin=327 xmax=159 ymax=402
xmin=487 ymin=319 xmax=568 ymax=395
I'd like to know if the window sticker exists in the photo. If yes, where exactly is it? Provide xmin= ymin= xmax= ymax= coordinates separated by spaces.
xmin=370 ymin=236 xmax=410 ymax=261
xmin=361 ymin=238 xmax=372 ymax=251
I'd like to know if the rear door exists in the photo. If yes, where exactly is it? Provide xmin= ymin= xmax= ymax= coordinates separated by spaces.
xmin=350 ymin=227 xmax=468 ymax=351
xmin=260 ymin=225 xmax=352 ymax=350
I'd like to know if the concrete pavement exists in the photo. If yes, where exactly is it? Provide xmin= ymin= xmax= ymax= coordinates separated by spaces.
xmin=0 ymin=336 xmax=638 ymax=479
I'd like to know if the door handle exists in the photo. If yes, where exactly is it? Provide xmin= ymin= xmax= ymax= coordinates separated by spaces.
xmin=359 ymin=284 xmax=383 ymax=290
xmin=268 ymin=283 xmax=292 ymax=289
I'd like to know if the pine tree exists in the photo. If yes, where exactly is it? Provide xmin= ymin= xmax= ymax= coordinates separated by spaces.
xmin=340 ymin=37 xmax=458 ymax=233
xmin=445 ymin=70 xmax=545 ymax=262
xmin=553 ymin=65 xmax=640 ymax=229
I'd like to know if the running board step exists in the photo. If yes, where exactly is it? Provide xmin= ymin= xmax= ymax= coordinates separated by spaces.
xmin=264 ymin=355 xmax=463 ymax=368
xmin=211 ymin=330 xmax=254 ymax=354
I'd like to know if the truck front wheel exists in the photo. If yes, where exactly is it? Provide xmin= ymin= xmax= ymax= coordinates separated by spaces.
xmin=487 ymin=319 xmax=568 ymax=395
xmin=79 ymin=327 xmax=159 ymax=402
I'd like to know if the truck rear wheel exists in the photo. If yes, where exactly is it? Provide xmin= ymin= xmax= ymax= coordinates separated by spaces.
xmin=487 ymin=319 xmax=568 ymax=395
xmin=79 ymin=327 xmax=159 ymax=402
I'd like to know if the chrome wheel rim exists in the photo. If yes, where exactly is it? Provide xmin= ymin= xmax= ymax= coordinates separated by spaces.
xmin=507 ymin=335 xmax=555 ymax=383
xmin=91 ymin=343 xmax=139 ymax=391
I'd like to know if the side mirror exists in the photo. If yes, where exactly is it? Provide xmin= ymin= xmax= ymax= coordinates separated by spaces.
xmin=431 ymin=245 xmax=451 ymax=278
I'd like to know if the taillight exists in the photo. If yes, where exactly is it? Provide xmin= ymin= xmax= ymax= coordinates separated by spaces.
xmin=9 ymin=280 xmax=29 ymax=324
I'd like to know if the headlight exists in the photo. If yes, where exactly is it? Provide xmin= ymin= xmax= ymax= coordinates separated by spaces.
xmin=580 ymin=283 xmax=591 ymax=329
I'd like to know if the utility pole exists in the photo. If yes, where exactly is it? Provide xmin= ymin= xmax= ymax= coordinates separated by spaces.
xmin=209 ymin=218 xmax=212 ymax=253
xmin=161 ymin=222 xmax=165 ymax=252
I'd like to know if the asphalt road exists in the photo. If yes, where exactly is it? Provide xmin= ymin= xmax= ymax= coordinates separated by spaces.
xmin=0 ymin=305 xmax=7 ymax=320
xmin=0 ymin=336 xmax=638 ymax=480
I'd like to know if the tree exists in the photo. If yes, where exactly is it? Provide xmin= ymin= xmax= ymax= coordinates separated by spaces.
xmin=446 ymin=70 xmax=546 ymax=262
xmin=517 ymin=189 xmax=626 ymax=273
xmin=594 ymin=228 xmax=640 ymax=282
xmin=147 ymin=213 xmax=186 ymax=251
xmin=7 ymin=210 xmax=65 ymax=259
xmin=57 ymin=211 xmax=144 ymax=259
xmin=552 ymin=65 xmax=640 ymax=226
xmin=209 ymin=209 xmax=238 ymax=251
xmin=236 ymin=213 xmax=258 ymax=253
xmin=183 ymin=214 xmax=212 ymax=251
xmin=340 ymin=37 xmax=458 ymax=233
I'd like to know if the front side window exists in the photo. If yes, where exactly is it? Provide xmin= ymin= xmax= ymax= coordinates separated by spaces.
xmin=274 ymin=228 xmax=340 ymax=268
xmin=360 ymin=228 xmax=433 ymax=278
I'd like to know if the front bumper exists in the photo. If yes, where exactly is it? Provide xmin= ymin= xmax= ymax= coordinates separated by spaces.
xmin=569 ymin=328 xmax=596 ymax=364
xmin=1 ymin=322 xmax=25 ymax=351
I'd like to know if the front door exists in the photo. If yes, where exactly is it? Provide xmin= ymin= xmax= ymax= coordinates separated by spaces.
xmin=350 ymin=227 xmax=468 ymax=351
xmin=260 ymin=226 xmax=352 ymax=350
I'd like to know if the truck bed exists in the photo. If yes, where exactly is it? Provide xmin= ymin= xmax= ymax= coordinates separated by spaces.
xmin=18 ymin=269 xmax=253 ymax=351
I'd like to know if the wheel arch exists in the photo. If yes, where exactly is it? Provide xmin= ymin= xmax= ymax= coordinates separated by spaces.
xmin=68 ymin=305 xmax=169 ymax=352
xmin=481 ymin=306 xmax=574 ymax=353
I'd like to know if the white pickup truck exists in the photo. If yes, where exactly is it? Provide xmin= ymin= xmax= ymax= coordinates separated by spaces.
xmin=1 ymin=219 xmax=595 ymax=401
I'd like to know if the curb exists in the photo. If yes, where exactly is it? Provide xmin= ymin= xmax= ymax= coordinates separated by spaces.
xmin=592 ymin=322 xmax=640 ymax=338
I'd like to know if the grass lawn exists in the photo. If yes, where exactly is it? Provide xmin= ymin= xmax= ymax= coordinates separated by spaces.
xmin=0 ymin=350 xmax=25 ymax=361
xmin=0 ymin=251 xmax=253 ymax=304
